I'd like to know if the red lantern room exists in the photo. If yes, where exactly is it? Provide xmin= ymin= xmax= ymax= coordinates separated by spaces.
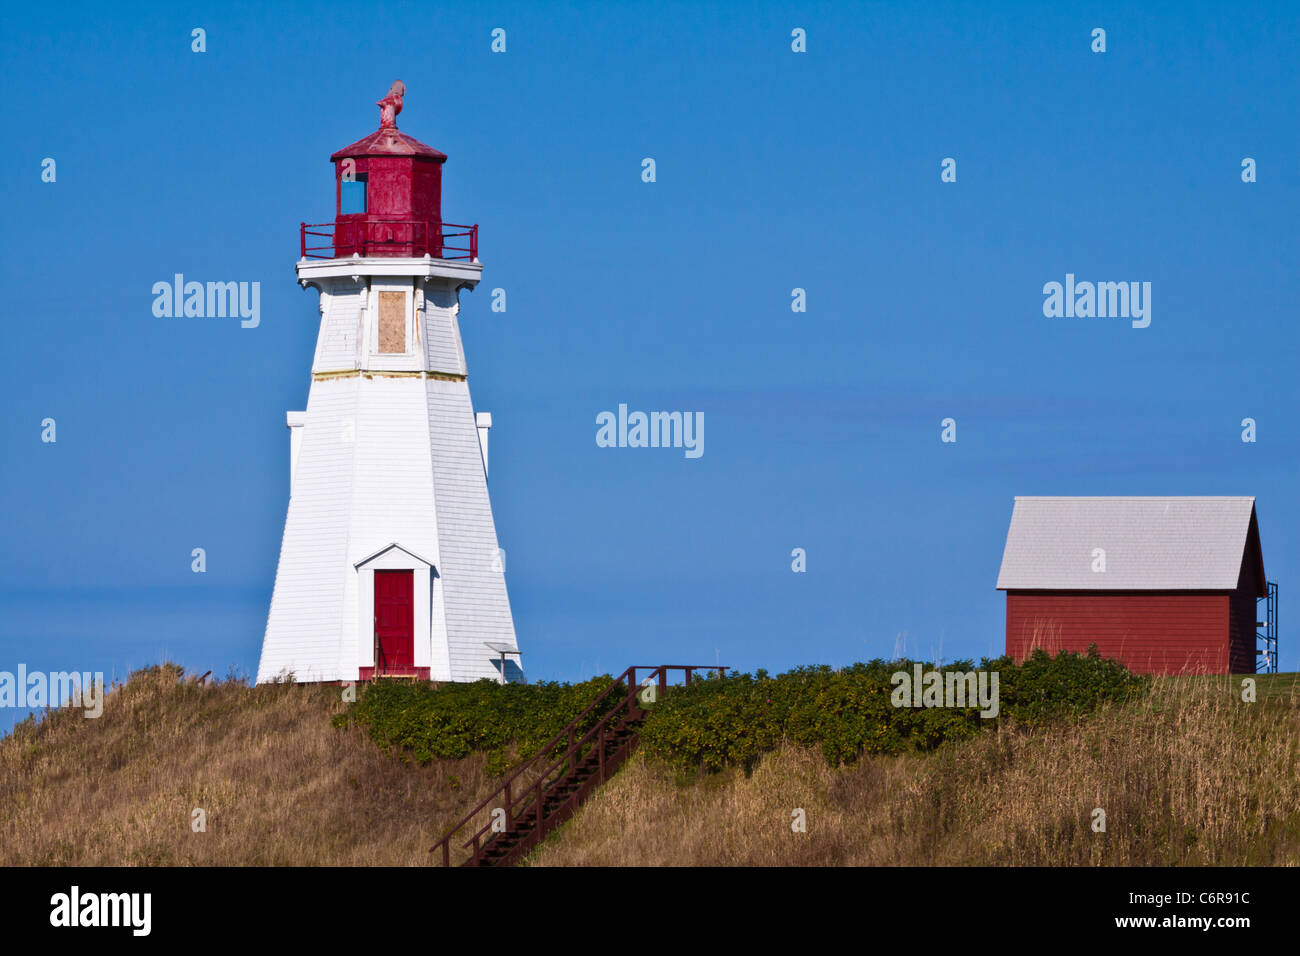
xmin=300 ymin=81 xmax=478 ymax=261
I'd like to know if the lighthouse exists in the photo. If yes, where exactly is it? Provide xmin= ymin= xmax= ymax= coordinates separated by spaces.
xmin=257 ymin=83 xmax=520 ymax=685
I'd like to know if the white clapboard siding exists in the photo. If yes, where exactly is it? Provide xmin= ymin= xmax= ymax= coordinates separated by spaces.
xmin=259 ymin=377 xmax=359 ymax=682
xmin=341 ymin=375 xmax=445 ymax=676
xmin=427 ymin=377 xmax=517 ymax=682
xmin=314 ymin=287 xmax=365 ymax=371
xmin=424 ymin=287 xmax=468 ymax=375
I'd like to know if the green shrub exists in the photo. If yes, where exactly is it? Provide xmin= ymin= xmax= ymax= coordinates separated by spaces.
xmin=338 ymin=676 xmax=623 ymax=776
xmin=337 ymin=646 xmax=1148 ymax=778
xmin=637 ymin=646 xmax=1148 ymax=773
xmin=990 ymin=644 xmax=1149 ymax=728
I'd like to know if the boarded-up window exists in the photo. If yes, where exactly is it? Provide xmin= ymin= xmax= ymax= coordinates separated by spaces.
xmin=378 ymin=291 xmax=405 ymax=353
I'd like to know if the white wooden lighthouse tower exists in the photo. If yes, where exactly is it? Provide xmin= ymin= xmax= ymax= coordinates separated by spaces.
xmin=257 ymin=82 xmax=520 ymax=685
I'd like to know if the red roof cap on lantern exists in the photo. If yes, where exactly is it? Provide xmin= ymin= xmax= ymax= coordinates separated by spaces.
xmin=330 ymin=128 xmax=447 ymax=162
xmin=298 ymin=81 xmax=477 ymax=261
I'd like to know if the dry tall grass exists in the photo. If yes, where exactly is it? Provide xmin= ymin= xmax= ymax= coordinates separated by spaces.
xmin=527 ymin=674 xmax=1300 ymax=866
xmin=6 ymin=664 xmax=1297 ymax=866
xmin=0 ymin=664 xmax=494 ymax=866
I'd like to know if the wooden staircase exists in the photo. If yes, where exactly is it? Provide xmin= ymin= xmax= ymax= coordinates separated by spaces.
xmin=430 ymin=664 xmax=724 ymax=867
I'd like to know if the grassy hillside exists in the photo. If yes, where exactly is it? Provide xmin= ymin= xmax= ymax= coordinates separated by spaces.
xmin=3 ymin=663 xmax=1296 ymax=866
xmin=528 ymin=673 xmax=1300 ymax=866
xmin=0 ymin=664 xmax=495 ymax=866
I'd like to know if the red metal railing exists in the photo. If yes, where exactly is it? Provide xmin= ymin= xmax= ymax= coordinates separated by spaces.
xmin=299 ymin=220 xmax=478 ymax=260
xmin=429 ymin=664 xmax=726 ymax=867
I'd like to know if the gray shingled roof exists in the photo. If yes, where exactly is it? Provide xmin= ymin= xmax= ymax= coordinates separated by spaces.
xmin=996 ymin=496 xmax=1257 ymax=591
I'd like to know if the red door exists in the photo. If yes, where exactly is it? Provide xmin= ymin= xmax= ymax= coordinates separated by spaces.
xmin=373 ymin=570 xmax=415 ymax=675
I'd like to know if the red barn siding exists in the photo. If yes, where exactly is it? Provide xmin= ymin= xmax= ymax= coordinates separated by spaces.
xmin=1005 ymin=591 xmax=1230 ymax=675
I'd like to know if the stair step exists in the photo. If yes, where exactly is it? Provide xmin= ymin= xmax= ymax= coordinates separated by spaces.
xmin=437 ymin=665 xmax=716 ymax=868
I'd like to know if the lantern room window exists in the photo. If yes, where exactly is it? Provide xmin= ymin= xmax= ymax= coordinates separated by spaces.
xmin=341 ymin=175 xmax=367 ymax=214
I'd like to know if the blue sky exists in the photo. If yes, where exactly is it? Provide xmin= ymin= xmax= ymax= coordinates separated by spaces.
xmin=2 ymin=1 xmax=1297 ymax=732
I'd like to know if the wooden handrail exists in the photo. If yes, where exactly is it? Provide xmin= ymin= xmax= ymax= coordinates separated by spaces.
xmin=429 ymin=667 xmax=637 ymax=861
xmin=429 ymin=664 xmax=726 ymax=865
xmin=456 ymin=674 xmax=641 ymax=852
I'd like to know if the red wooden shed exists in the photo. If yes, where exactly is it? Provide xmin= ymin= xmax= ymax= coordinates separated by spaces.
xmin=996 ymin=496 xmax=1269 ymax=675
